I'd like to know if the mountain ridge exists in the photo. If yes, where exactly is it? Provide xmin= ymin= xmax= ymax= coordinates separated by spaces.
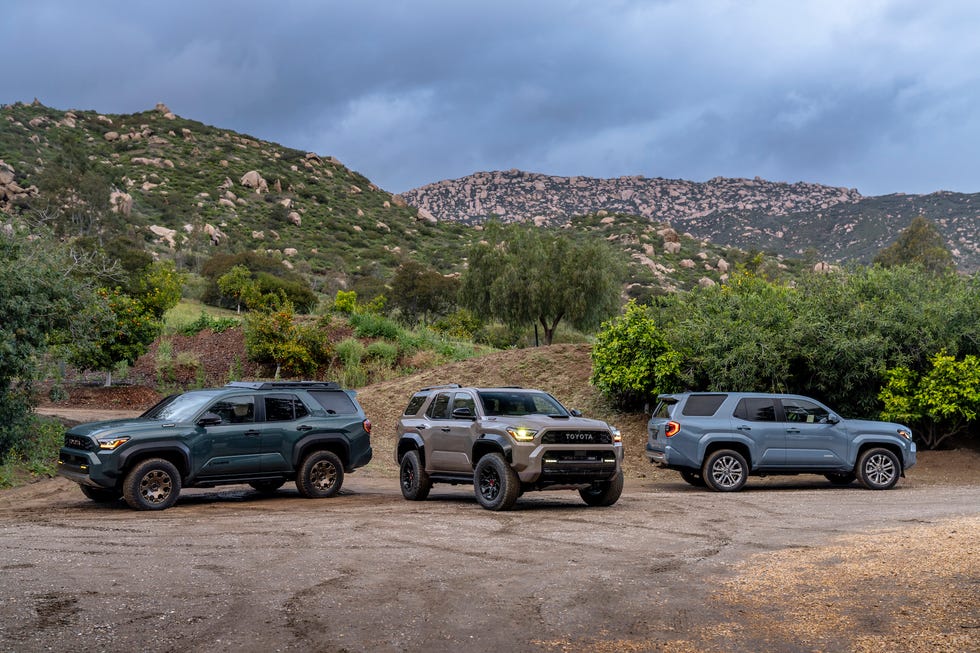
xmin=399 ymin=169 xmax=980 ymax=270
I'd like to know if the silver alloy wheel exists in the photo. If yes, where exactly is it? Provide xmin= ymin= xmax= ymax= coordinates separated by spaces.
xmin=864 ymin=452 xmax=896 ymax=486
xmin=139 ymin=470 xmax=173 ymax=504
xmin=709 ymin=454 xmax=744 ymax=489
xmin=310 ymin=459 xmax=338 ymax=491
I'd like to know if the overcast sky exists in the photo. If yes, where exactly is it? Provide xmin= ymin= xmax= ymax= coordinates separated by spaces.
xmin=3 ymin=0 xmax=979 ymax=196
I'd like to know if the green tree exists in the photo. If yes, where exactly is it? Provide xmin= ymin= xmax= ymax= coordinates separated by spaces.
xmin=459 ymin=222 xmax=624 ymax=345
xmin=873 ymin=216 xmax=955 ymax=274
xmin=244 ymin=301 xmax=328 ymax=378
xmin=133 ymin=260 xmax=184 ymax=319
xmin=217 ymin=265 xmax=259 ymax=313
xmin=590 ymin=301 xmax=682 ymax=408
xmin=390 ymin=261 xmax=459 ymax=324
xmin=0 ymin=232 xmax=103 ymax=458
xmin=660 ymin=273 xmax=798 ymax=394
xmin=69 ymin=288 xmax=161 ymax=386
xmin=879 ymin=351 xmax=980 ymax=448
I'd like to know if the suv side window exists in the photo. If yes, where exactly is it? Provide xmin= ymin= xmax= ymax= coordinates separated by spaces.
xmin=403 ymin=393 xmax=428 ymax=416
xmin=308 ymin=390 xmax=358 ymax=415
xmin=427 ymin=393 xmax=452 ymax=419
xmin=211 ymin=396 xmax=255 ymax=424
xmin=733 ymin=397 xmax=776 ymax=422
xmin=265 ymin=394 xmax=310 ymax=422
xmin=781 ymin=397 xmax=830 ymax=423
xmin=682 ymin=394 xmax=727 ymax=416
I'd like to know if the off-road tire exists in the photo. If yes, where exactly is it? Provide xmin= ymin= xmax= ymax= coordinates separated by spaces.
xmin=702 ymin=449 xmax=748 ymax=492
xmin=249 ymin=479 xmax=286 ymax=494
xmin=80 ymin=485 xmax=122 ymax=503
xmin=474 ymin=453 xmax=519 ymax=511
xmin=680 ymin=470 xmax=706 ymax=487
xmin=825 ymin=472 xmax=856 ymax=486
xmin=399 ymin=450 xmax=432 ymax=501
xmin=856 ymin=448 xmax=900 ymax=490
xmin=296 ymin=450 xmax=344 ymax=498
xmin=122 ymin=458 xmax=181 ymax=510
xmin=580 ymin=470 xmax=624 ymax=506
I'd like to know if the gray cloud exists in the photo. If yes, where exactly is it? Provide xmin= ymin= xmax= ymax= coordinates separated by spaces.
xmin=3 ymin=0 xmax=979 ymax=195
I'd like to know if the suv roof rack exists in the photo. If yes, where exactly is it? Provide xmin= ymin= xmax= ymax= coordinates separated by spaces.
xmin=225 ymin=381 xmax=341 ymax=390
xmin=419 ymin=384 xmax=462 ymax=392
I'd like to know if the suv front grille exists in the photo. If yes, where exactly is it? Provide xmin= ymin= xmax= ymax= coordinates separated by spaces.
xmin=64 ymin=434 xmax=95 ymax=451
xmin=541 ymin=450 xmax=618 ymax=479
xmin=541 ymin=430 xmax=611 ymax=445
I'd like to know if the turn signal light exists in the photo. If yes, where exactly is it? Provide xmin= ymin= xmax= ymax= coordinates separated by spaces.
xmin=363 ymin=419 xmax=372 ymax=434
xmin=664 ymin=421 xmax=681 ymax=438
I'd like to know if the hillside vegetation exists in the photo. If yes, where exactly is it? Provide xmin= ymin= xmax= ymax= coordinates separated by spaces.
xmin=2 ymin=101 xmax=821 ymax=299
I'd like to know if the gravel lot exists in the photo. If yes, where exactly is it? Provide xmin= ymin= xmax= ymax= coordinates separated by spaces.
xmin=1 ymin=470 xmax=977 ymax=652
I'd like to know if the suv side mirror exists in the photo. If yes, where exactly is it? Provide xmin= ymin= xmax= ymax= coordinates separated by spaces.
xmin=824 ymin=414 xmax=840 ymax=425
xmin=570 ymin=409 xmax=583 ymax=417
xmin=452 ymin=407 xmax=476 ymax=420
xmin=197 ymin=412 xmax=222 ymax=427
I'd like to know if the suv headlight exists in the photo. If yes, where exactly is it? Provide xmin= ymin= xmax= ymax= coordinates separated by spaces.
xmin=97 ymin=436 xmax=131 ymax=450
xmin=897 ymin=429 xmax=912 ymax=440
xmin=610 ymin=426 xmax=622 ymax=444
xmin=506 ymin=427 xmax=537 ymax=442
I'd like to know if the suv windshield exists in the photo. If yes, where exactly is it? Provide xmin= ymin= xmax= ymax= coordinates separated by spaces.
xmin=141 ymin=390 xmax=222 ymax=422
xmin=477 ymin=391 xmax=568 ymax=417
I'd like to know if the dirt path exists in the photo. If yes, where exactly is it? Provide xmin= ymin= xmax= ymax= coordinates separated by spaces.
xmin=1 ymin=473 xmax=977 ymax=652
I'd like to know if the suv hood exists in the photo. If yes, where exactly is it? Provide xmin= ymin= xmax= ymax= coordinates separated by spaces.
xmin=843 ymin=418 xmax=911 ymax=436
xmin=68 ymin=418 xmax=174 ymax=438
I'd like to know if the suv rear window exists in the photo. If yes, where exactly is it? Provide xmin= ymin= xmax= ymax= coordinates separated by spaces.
xmin=308 ymin=390 xmax=358 ymax=415
xmin=681 ymin=394 xmax=727 ymax=416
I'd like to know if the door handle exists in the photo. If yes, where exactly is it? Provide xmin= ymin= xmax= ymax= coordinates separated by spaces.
xmin=737 ymin=425 xmax=751 ymax=431
xmin=786 ymin=428 xmax=800 ymax=434
xmin=440 ymin=427 xmax=451 ymax=432
xmin=297 ymin=424 xmax=313 ymax=432
xmin=244 ymin=430 xmax=260 ymax=437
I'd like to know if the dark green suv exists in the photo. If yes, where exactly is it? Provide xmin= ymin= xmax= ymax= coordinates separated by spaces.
xmin=57 ymin=381 xmax=373 ymax=510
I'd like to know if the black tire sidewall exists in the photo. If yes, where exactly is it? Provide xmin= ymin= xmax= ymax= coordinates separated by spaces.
xmin=857 ymin=448 xmax=900 ymax=490
xmin=580 ymin=470 xmax=624 ymax=506
xmin=702 ymin=449 xmax=748 ymax=492
xmin=122 ymin=458 xmax=181 ymax=510
xmin=474 ymin=453 xmax=519 ymax=511
xmin=400 ymin=450 xmax=431 ymax=501
xmin=296 ymin=450 xmax=344 ymax=498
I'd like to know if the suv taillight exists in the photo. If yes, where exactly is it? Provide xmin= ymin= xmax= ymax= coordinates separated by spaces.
xmin=363 ymin=419 xmax=372 ymax=434
xmin=664 ymin=421 xmax=680 ymax=437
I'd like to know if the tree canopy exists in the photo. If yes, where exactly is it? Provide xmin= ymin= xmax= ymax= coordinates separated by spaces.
xmin=459 ymin=222 xmax=624 ymax=345
xmin=873 ymin=216 xmax=955 ymax=274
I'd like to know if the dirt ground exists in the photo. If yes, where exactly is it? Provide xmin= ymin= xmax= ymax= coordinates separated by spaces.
xmin=18 ymin=348 xmax=980 ymax=652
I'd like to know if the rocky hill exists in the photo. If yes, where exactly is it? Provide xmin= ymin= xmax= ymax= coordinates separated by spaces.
xmin=400 ymin=169 xmax=980 ymax=270
xmin=0 ymin=100 xmax=474 ymax=292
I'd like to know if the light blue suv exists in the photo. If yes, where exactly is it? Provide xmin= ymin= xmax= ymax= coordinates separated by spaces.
xmin=646 ymin=392 xmax=916 ymax=491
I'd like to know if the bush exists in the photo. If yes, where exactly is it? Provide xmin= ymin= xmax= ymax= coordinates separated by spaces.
xmin=366 ymin=341 xmax=399 ymax=367
xmin=350 ymin=312 xmax=402 ymax=339
xmin=590 ymin=300 xmax=682 ymax=408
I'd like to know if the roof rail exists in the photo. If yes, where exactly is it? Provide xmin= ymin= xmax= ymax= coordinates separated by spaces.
xmin=419 ymin=383 xmax=462 ymax=392
xmin=225 ymin=381 xmax=342 ymax=390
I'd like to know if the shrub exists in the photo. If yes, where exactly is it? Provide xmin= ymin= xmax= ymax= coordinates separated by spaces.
xmin=590 ymin=300 xmax=682 ymax=409
xmin=366 ymin=341 xmax=399 ymax=367
xmin=350 ymin=312 xmax=402 ymax=340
